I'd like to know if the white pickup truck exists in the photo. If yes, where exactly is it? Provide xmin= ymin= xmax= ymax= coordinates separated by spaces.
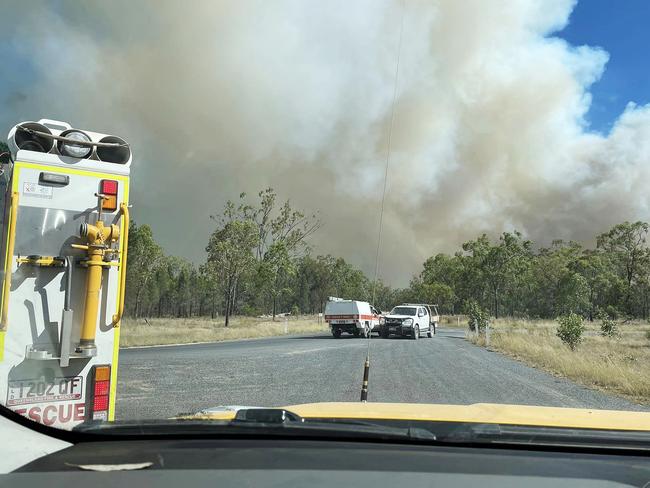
xmin=324 ymin=297 xmax=383 ymax=338
xmin=380 ymin=303 xmax=439 ymax=340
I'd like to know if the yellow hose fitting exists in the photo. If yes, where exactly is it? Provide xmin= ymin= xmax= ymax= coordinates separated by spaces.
xmin=75 ymin=218 xmax=121 ymax=356
xmin=108 ymin=224 xmax=120 ymax=243
xmin=77 ymin=249 xmax=104 ymax=354
xmin=80 ymin=222 xmax=99 ymax=242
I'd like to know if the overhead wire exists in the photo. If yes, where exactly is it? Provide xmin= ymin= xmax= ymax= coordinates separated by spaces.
xmin=361 ymin=0 xmax=406 ymax=402
xmin=371 ymin=0 xmax=405 ymax=308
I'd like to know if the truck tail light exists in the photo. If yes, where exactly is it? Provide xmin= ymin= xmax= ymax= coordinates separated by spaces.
xmin=94 ymin=380 xmax=109 ymax=396
xmin=91 ymin=364 xmax=111 ymax=421
xmin=99 ymin=179 xmax=118 ymax=211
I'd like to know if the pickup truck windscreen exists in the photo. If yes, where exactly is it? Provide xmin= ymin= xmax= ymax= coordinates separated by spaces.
xmin=391 ymin=307 xmax=417 ymax=316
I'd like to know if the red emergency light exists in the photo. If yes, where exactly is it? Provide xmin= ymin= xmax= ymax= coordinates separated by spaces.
xmin=99 ymin=179 xmax=118 ymax=212
xmin=101 ymin=179 xmax=118 ymax=195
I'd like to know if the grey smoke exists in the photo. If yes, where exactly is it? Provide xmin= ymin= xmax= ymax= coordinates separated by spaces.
xmin=2 ymin=0 xmax=649 ymax=285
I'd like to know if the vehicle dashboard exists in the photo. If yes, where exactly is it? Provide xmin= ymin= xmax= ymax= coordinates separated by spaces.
xmin=5 ymin=437 xmax=650 ymax=488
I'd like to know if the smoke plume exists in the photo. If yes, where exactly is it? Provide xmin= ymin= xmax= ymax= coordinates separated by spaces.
xmin=2 ymin=0 xmax=650 ymax=285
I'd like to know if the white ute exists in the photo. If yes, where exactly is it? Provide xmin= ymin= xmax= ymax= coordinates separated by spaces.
xmin=324 ymin=297 xmax=382 ymax=338
xmin=381 ymin=303 xmax=439 ymax=340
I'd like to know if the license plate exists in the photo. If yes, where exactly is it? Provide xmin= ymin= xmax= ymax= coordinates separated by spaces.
xmin=7 ymin=376 xmax=84 ymax=406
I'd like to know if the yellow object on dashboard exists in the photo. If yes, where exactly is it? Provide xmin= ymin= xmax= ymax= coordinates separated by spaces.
xmin=191 ymin=402 xmax=650 ymax=432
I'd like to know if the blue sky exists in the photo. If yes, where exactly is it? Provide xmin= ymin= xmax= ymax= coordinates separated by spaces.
xmin=557 ymin=0 xmax=650 ymax=134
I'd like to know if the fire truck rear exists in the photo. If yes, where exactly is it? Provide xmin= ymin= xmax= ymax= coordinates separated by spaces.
xmin=0 ymin=119 xmax=131 ymax=429
xmin=324 ymin=297 xmax=382 ymax=338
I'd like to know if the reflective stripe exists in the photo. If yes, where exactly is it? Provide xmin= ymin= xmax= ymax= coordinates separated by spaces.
xmin=109 ymin=179 xmax=129 ymax=421
xmin=0 ymin=171 xmax=21 ymax=361
xmin=14 ymin=161 xmax=129 ymax=181
xmin=324 ymin=314 xmax=379 ymax=321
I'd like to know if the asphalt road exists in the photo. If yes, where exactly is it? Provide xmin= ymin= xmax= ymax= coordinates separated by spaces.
xmin=116 ymin=328 xmax=647 ymax=420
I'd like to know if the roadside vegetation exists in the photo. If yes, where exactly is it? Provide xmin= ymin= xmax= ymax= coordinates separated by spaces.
xmin=126 ymin=189 xmax=650 ymax=325
xmin=469 ymin=318 xmax=650 ymax=403
xmin=123 ymin=182 xmax=650 ymax=407
xmin=120 ymin=315 xmax=327 ymax=347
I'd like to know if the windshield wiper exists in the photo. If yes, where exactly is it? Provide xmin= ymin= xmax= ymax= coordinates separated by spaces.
xmin=75 ymin=408 xmax=437 ymax=443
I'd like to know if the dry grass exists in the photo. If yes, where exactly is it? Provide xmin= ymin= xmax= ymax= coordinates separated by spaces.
xmin=120 ymin=315 xmax=328 ymax=347
xmin=468 ymin=318 xmax=650 ymax=403
xmin=440 ymin=315 xmax=468 ymax=328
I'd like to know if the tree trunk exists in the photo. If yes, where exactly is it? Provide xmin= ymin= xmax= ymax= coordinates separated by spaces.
xmin=134 ymin=286 xmax=144 ymax=319
xmin=224 ymin=285 xmax=231 ymax=327
xmin=272 ymin=295 xmax=277 ymax=320
xmin=231 ymin=277 xmax=239 ymax=317
xmin=228 ymin=285 xmax=235 ymax=321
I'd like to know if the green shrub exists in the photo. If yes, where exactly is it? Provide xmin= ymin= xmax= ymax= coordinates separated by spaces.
xmin=645 ymin=330 xmax=650 ymax=342
xmin=290 ymin=304 xmax=300 ymax=316
xmin=466 ymin=300 xmax=489 ymax=333
xmin=597 ymin=311 xmax=619 ymax=338
xmin=604 ymin=305 xmax=620 ymax=320
xmin=556 ymin=313 xmax=585 ymax=350
xmin=239 ymin=304 xmax=259 ymax=316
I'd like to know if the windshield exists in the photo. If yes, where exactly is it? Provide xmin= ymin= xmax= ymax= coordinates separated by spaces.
xmin=0 ymin=0 xmax=649 ymax=441
xmin=390 ymin=307 xmax=417 ymax=316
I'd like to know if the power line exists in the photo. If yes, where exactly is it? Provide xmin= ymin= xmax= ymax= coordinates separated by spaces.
xmin=361 ymin=2 xmax=407 ymax=405
xmin=371 ymin=0 xmax=405 ymax=307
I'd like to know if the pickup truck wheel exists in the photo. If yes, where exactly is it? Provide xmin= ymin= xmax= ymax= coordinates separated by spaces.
xmin=333 ymin=328 xmax=342 ymax=338
xmin=427 ymin=325 xmax=433 ymax=338
xmin=353 ymin=329 xmax=360 ymax=337
xmin=412 ymin=325 xmax=419 ymax=340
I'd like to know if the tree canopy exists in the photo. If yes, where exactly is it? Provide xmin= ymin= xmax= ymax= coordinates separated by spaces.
xmin=124 ymin=189 xmax=650 ymax=322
